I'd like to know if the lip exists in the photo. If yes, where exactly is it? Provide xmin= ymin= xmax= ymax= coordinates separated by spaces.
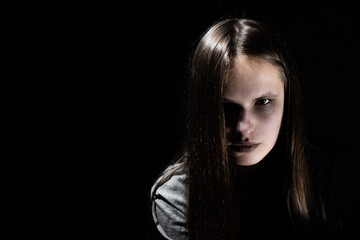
xmin=228 ymin=143 xmax=259 ymax=153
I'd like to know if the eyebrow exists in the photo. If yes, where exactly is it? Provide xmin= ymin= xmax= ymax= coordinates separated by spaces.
xmin=255 ymin=91 xmax=279 ymax=99
xmin=222 ymin=91 xmax=279 ymax=103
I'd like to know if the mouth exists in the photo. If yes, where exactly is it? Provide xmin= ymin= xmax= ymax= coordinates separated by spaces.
xmin=228 ymin=143 xmax=259 ymax=153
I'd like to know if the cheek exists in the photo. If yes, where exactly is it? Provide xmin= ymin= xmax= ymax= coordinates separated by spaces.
xmin=257 ymin=109 xmax=283 ymax=140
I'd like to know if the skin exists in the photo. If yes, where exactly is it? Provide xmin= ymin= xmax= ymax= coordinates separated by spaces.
xmin=223 ymin=56 xmax=284 ymax=166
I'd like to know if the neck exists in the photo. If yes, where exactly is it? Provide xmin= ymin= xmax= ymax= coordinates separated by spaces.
xmin=232 ymin=155 xmax=281 ymax=193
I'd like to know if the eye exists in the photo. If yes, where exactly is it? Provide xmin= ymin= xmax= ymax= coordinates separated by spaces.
xmin=255 ymin=98 xmax=272 ymax=105
xmin=223 ymin=101 xmax=239 ymax=115
xmin=223 ymin=101 xmax=241 ymax=125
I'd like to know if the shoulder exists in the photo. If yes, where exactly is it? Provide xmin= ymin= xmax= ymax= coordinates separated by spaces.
xmin=151 ymin=161 xmax=188 ymax=201
xmin=150 ymin=161 xmax=188 ymax=240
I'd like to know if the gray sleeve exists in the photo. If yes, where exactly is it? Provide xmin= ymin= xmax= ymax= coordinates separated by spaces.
xmin=150 ymin=170 xmax=188 ymax=240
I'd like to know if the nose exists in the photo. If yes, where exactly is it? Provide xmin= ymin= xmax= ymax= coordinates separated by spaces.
xmin=236 ymin=110 xmax=254 ymax=135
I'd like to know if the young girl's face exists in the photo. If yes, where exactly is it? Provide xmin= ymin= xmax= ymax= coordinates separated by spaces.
xmin=223 ymin=56 xmax=284 ymax=166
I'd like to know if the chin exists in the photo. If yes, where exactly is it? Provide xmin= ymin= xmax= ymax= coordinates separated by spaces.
xmin=234 ymin=159 xmax=262 ymax=166
xmin=230 ymin=152 xmax=265 ymax=166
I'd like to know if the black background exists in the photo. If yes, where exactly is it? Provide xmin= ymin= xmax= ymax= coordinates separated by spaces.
xmin=2 ymin=1 xmax=359 ymax=238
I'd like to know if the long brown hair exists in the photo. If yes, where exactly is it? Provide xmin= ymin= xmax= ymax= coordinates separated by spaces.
xmin=183 ymin=17 xmax=326 ymax=239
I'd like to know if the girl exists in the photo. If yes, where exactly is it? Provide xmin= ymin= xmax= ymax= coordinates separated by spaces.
xmin=149 ymin=17 xmax=329 ymax=240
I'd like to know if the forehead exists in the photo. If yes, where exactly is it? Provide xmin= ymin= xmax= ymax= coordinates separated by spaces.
xmin=224 ymin=56 xmax=284 ymax=98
